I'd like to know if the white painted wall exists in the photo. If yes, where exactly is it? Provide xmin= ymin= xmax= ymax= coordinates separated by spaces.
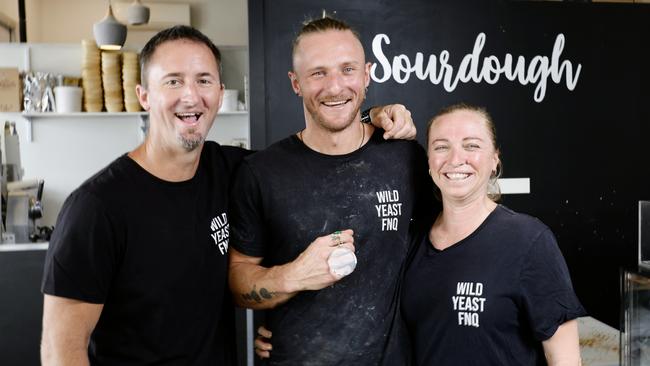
xmin=24 ymin=0 xmax=40 ymax=44
xmin=0 ymin=27 xmax=9 ymax=42
xmin=2 ymin=113 xmax=142 ymax=226
xmin=191 ymin=0 xmax=248 ymax=46
xmin=1 ymin=0 xmax=248 ymax=46
xmin=0 ymin=0 xmax=18 ymax=20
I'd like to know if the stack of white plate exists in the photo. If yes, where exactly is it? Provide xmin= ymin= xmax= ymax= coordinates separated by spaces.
xmin=101 ymin=51 xmax=124 ymax=112
xmin=81 ymin=39 xmax=103 ymax=112
xmin=122 ymin=52 xmax=141 ymax=112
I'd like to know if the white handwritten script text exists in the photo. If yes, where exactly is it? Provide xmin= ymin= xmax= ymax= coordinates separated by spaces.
xmin=370 ymin=33 xmax=581 ymax=103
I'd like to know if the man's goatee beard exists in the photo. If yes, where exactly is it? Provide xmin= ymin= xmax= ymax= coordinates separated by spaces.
xmin=178 ymin=134 xmax=204 ymax=151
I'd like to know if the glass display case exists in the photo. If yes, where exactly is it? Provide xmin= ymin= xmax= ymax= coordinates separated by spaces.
xmin=621 ymin=268 xmax=650 ymax=365
xmin=622 ymin=201 xmax=650 ymax=365
xmin=640 ymin=201 xmax=650 ymax=270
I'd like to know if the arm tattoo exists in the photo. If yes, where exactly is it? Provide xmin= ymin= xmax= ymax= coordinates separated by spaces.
xmin=241 ymin=285 xmax=275 ymax=303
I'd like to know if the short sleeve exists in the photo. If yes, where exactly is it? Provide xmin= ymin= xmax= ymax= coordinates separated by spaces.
xmin=41 ymin=189 xmax=120 ymax=304
xmin=520 ymin=228 xmax=587 ymax=341
xmin=229 ymin=160 xmax=267 ymax=258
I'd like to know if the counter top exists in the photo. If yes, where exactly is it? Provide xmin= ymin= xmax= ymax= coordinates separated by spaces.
xmin=578 ymin=316 xmax=619 ymax=366
xmin=0 ymin=243 xmax=48 ymax=252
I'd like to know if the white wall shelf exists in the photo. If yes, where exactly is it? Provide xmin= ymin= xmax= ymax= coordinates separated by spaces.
xmin=20 ymin=112 xmax=146 ymax=142
xmin=22 ymin=112 xmax=146 ymax=118
xmin=18 ymin=111 xmax=248 ymax=142
xmin=21 ymin=111 xmax=248 ymax=118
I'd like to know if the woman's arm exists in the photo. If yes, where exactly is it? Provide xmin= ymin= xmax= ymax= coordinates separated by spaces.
xmin=542 ymin=319 xmax=582 ymax=366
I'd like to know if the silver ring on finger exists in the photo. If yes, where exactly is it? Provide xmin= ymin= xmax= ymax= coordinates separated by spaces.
xmin=331 ymin=232 xmax=341 ymax=246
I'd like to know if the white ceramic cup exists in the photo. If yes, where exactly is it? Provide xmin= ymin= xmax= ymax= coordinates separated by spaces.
xmin=54 ymin=86 xmax=83 ymax=113
xmin=219 ymin=89 xmax=239 ymax=112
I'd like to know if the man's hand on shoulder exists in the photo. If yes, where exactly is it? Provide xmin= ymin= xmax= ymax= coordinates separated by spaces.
xmin=369 ymin=104 xmax=417 ymax=140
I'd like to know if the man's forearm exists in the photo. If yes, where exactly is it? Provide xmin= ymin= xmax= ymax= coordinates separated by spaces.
xmin=229 ymin=231 xmax=352 ymax=309
xmin=229 ymin=261 xmax=301 ymax=309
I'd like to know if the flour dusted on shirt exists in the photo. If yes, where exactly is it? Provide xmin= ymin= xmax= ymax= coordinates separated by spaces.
xmin=230 ymin=129 xmax=433 ymax=365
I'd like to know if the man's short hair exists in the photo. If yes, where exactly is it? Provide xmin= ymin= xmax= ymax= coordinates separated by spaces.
xmin=292 ymin=15 xmax=363 ymax=64
xmin=139 ymin=25 xmax=222 ymax=88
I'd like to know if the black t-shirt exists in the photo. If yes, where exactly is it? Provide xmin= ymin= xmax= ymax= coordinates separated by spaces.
xmin=41 ymin=141 xmax=249 ymax=365
xmin=230 ymin=129 xmax=435 ymax=366
xmin=402 ymin=205 xmax=587 ymax=366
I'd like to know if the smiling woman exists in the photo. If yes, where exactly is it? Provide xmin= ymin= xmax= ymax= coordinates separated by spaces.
xmin=401 ymin=103 xmax=586 ymax=366
xmin=426 ymin=105 xmax=500 ymax=208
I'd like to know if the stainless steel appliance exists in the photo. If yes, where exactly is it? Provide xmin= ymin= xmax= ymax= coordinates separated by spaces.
xmin=0 ymin=121 xmax=45 ymax=244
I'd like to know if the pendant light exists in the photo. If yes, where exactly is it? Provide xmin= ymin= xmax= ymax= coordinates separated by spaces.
xmin=127 ymin=0 xmax=150 ymax=26
xmin=93 ymin=0 xmax=127 ymax=51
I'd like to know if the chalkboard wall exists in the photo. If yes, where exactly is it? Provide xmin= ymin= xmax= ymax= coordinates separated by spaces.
xmin=248 ymin=0 xmax=650 ymax=328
